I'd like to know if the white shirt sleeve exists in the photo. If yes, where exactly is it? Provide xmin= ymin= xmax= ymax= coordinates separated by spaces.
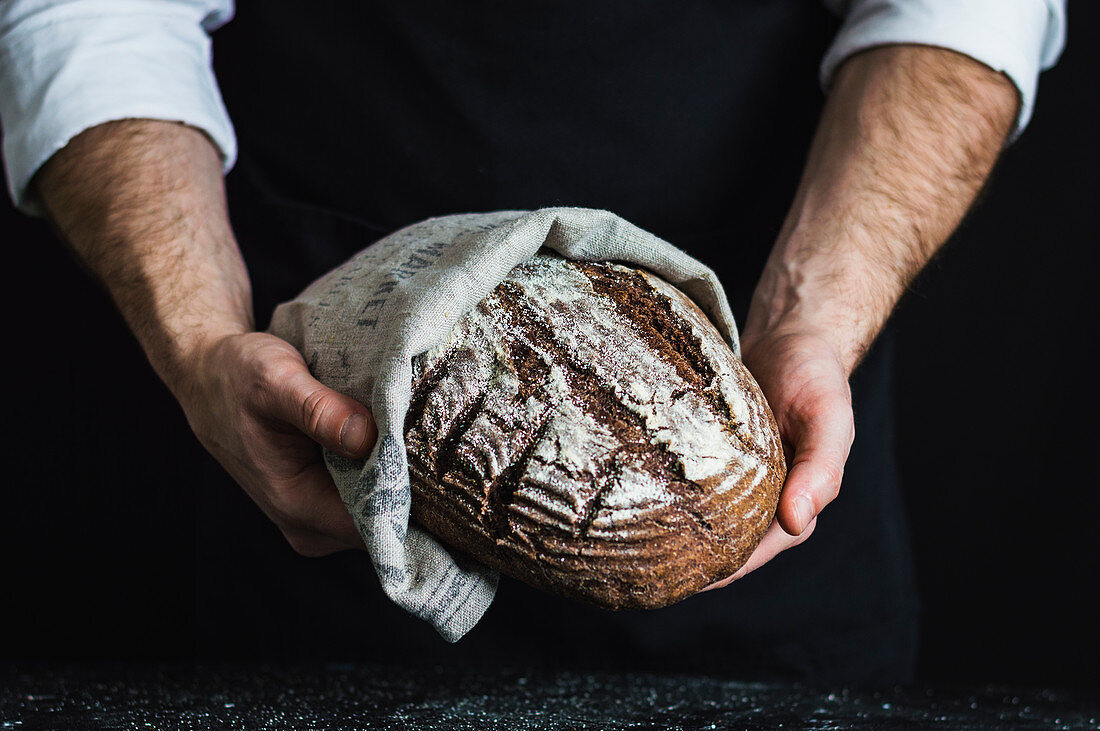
xmin=820 ymin=0 xmax=1067 ymax=138
xmin=0 ymin=0 xmax=236 ymax=215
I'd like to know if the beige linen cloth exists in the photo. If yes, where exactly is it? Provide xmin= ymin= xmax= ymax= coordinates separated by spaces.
xmin=269 ymin=207 xmax=739 ymax=641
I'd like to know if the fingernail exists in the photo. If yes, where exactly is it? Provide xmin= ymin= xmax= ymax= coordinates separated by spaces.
xmin=794 ymin=495 xmax=814 ymax=533
xmin=340 ymin=413 xmax=368 ymax=455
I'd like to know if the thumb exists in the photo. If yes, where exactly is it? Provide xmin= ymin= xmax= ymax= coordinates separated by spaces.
xmin=776 ymin=394 xmax=854 ymax=536
xmin=270 ymin=366 xmax=378 ymax=459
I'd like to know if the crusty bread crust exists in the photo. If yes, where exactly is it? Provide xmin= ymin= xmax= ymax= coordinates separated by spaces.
xmin=404 ymin=254 xmax=785 ymax=610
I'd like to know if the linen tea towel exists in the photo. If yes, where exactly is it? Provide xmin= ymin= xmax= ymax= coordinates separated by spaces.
xmin=268 ymin=207 xmax=740 ymax=641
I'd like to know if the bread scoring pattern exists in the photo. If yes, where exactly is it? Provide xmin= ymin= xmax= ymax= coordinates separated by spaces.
xmin=405 ymin=253 xmax=785 ymax=609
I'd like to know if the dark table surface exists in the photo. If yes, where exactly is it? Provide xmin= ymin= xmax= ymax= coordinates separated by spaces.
xmin=2 ymin=663 xmax=1097 ymax=730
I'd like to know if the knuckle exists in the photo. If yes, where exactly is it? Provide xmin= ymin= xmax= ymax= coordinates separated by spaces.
xmin=274 ymin=505 xmax=332 ymax=557
xmin=269 ymin=482 xmax=312 ymax=521
xmin=820 ymin=460 xmax=845 ymax=497
xmin=282 ymin=528 xmax=327 ymax=557
xmin=300 ymin=387 xmax=337 ymax=435
xmin=254 ymin=356 xmax=296 ymax=394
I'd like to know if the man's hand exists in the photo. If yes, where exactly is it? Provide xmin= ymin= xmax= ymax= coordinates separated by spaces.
xmin=703 ymin=45 xmax=1019 ymax=590
xmin=34 ymin=119 xmax=372 ymax=557
xmin=703 ymin=329 xmax=853 ymax=590
xmin=178 ymin=332 xmax=376 ymax=556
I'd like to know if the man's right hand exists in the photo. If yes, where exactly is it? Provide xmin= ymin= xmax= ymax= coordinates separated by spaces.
xmin=34 ymin=119 xmax=371 ymax=557
xmin=178 ymin=332 xmax=376 ymax=556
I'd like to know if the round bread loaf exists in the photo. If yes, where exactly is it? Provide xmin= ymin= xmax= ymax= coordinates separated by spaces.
xmin=404 ymin=253 xmax=786 ymax=610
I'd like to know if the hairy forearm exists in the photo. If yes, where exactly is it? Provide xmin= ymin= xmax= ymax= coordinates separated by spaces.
xmin=34 ymin=119 xmax=253 ymax=393
xmin=744 ymin=45 xmax=1019 ymax=371
xmin=33 ymin=119 xmax=371 ymax=555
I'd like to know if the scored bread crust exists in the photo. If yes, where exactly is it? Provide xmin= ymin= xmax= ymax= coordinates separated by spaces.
xmin=404 ymin=254 xmax=786 ymax=610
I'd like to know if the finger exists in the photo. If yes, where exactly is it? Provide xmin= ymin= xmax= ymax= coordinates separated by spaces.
xmin=699 ymin=517 xmax=818 ymax=592
xmin=266 ymin=365 xmax=378 ymax=459
xmin=732 ymin=516 xmax=817 ymax=581
xmin=777 ymin=395 xmax=854 ymax=536
xmin=276 ymin=461 xmax=366 ymax=556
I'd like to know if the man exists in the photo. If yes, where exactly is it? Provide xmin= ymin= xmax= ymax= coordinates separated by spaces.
xmin=0 ymin=0 xmax=1065 ymax=683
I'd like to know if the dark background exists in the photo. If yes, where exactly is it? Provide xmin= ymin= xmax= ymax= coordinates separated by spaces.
xmin=2 ymin=5 xmax=1097 ymax=690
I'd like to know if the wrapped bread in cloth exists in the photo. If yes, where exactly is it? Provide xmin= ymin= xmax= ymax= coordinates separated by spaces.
xmin=269 ymin=208 xmax=785 ymax=641
xmin=407 ymin=255 xmax=785 ymax=609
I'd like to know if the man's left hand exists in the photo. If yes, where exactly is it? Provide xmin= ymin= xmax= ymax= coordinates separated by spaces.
xmin=698 ymin=44 xmax=1017 ymax=592
xmin=702 ymin=326 xmax=854 ymax=590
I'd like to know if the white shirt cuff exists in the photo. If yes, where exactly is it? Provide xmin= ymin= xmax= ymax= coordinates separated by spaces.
xmin=821 ymin=0 xmax=1066 ymax=139
xmin=0 ymin=1 xmax=236 ymax=215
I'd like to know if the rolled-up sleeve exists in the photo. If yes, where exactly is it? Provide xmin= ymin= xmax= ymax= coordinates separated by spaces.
xmin=820 ymin=0 xmax=1067 ymax=138
xmin=0 ymin=0 xmax=236 ymax=214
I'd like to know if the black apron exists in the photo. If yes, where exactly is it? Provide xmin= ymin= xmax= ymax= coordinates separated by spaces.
xmin=202 ymin=0 xmax=918 ymax=685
